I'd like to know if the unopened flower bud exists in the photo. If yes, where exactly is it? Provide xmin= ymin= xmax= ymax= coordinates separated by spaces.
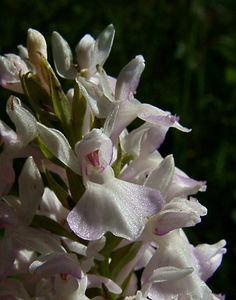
xmin=27 ymin=28 xmax=47 ymax=66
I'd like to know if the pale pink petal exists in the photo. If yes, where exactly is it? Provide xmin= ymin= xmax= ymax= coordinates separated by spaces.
xmin=40 ymin=187 xmax=69 ymax=222
xmin=167 ymin=167 xmax=207 ymax=201
xmin=18 ymin=157 xmax=44 ymax=224
xmin=87 ymin=274 xmax=122 ymax=294
xmin=150 ymin=197 xmax=207 ymax=235
xmin=76 ymin=34 xmax=95 ymax=71
xmin=142 ymin=229 xmax=214 ymax=299
xmin=194 ymin=240 xmax=227 ymax=281
xmin=52 ymin=31 xmax=77 ymax=79
xmin=115 ymin=55 xmax=145 ymax=101
xmin=27 ymin=28 xmax=47 ymax=65
xmin=145 ymin=155 xmax=175 ymax=198
xmin=0 ymin=54 xmax=27 ymax=93
xmin=67 ymin=167 xmax=164 ymax=241
xmin=90 ymin=24 xmax=115 ymax=75
xmin=30 ymin=252 xmax=82 ymax=279
xmin=76 ymin=76 xmax=113 ymax=118
xmin=37 ymin=123 xmax=79 ymax=174
xmin=6 ymin=96 xmax=38 ymax=145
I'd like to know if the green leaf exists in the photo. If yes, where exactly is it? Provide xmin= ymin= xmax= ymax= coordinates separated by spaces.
xmin=111 ymin=141 xmax=122 ymax=177
xmin=31 ymin=214 xmax=78 ymax=241
xmin=36 ymin=136 xmax=60 ymax=164
xmin=110 ymin=242 xmax=143 ymax=284
xmin=39 ymin=57 xmax=73 ymax=143
xmin=66 ymin=167 xmax=85 ymax=204
xmin=71 ymin=79 xmax=87 ymax=143
xmin=98 ymin=233 xmax=121 ymax=278
xmin=21 ymin=72 xmax=53 ymax=123
xmin=44 ymin=167 xmax=71 ymax=209
xmin=121 ymin=153 xmax=133 ymax=169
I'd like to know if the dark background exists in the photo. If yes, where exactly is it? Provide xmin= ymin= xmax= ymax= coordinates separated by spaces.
xmin=0 ymin=0 xmax=235 ymax=298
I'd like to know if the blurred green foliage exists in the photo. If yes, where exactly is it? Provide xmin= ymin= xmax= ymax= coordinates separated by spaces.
xmin=0 ymin=0 xmax=235 ymax=297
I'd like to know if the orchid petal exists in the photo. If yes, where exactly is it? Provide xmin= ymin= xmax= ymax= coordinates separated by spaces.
xmin=75 ymin=128 xmax=113 ymax=172
xmin=52 ymin=31 xmax=77 ymax=79
xmin=115 ymin=55 xmax=145 ymax=101
xmin=150 ymin=197 xmax=207 ymax=235
xmin=76 ymin=76 xmax=113 ymax=118
xmin=87 ymin=274 xmax=122 ymax=294
xmin=27 ymin=28 xmax=47 ymax=66
xmin=18 ymin=157 xmax=44 ymax=224
xmin=67 ymin=167 xmax=164 ymax=241
xmin=0 ymin=55 xmax=26 ymax=93
xmin=89 ymin=24 xmax=115 ymax=75
xmin=147 ymin=266 xmax=193 ymax=283
xmin=167 ymin=167 xmax=207 ymax=201
xmin=17 ymin=45 xmax=29 ymax=61
xmin=30 ymin=252 xmax=82 ymax=279
xmin=41 ymin=187 xmax=69 ymax=222
xmin=76 ymin=34 xmax=95 ymax=71
xmin=120 ymin=151 xmax=163 ymax=183
xmin=11 ymin=226 xmax=65 ymax=254
xmin=194 ymin=239 xmax=227 ymax=281
xmin=145 ymin=155 xmax=175 ymax=198
xmin=142 ymin=229 xmax=214 ymax=299
xmin=125 ymin=290 xmax=149 ymax=300
xmin=139 ymin=103 xmax=191 ymax=132
xmin=108 ymin=100 xmax=141 ymax=143
xmin=6 ymin=96 xmax=38 ymax=145
xmin=37 ymin=122 xmax=79 ymax=174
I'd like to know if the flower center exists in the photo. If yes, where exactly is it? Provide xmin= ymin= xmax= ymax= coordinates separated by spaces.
xmin=60 ymin=273 xmax=68 ymax=282
xmin=86 ymin=150 xmax=100 ymax=168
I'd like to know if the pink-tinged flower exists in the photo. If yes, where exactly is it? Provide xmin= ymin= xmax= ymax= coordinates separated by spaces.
xmin=0 ymin=96 xmax=38 ymax=196
xmin=52 ymin=24 xmax=115 ymax=79
xmin=0 ymin=54 xmax=28 ymax=93
xmin=141 ymin=229 xmax=226 ymax=299
xmin=120 ymin=149 xmax=207 ymax=235
xmin=29 ymin=252 xmax=82 ymax=280
xmin=0 ymin=157 xmax=65 ymax=280
xmin=62 ymin=236 xmax=105 ymax=274
xmin=40 ymin=187 xmax=69 ymax=223
xmin=87 ymin=274 xmax=122 ymax=295
xmin=27 ymin=28 xmax=47 ymax=68
xmin=193 ymin=239 xmax=227 ymax=282
xmin=29 ymin=253 xmax=88 ymax=299
xmin=66 ymin=129 xmax=164 ymax=241
xmin=0 ymin=29 xmax=48 ymax=93
xmin=1 ymin=159 xmax=64 ymax=254
xmin=29 ymin=252 xmax=121 ymax=299
xmin=148 ymin=196 xmax=207 ymax=235
xmin=142 ymin=155 xmax=207 ymax=235
xmin=165 ymin=165 xmax=207 ymax=202
xmin=3 ymin=156 xmax=43 ymax=225
xmin=125 ymin=290 xmax=149 ymax=300
xmin=36 ymin=123 xmax=164 ymax=241
xmin=103 ymin=55 xmax=190 ymax=143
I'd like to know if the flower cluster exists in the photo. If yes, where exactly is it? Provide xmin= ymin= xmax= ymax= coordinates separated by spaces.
xmin=0 ymin=25 xmax=226 ymax=299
